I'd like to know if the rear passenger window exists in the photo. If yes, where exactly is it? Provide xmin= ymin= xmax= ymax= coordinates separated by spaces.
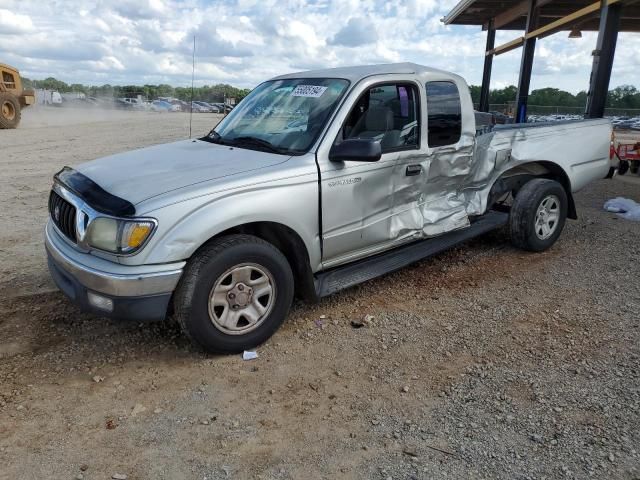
xmin=426 ymin=81 xmax=462 ymax=147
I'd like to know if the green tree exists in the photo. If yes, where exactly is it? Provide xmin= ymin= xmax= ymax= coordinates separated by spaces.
xmin=21 ymin=76 xmax=640 ymax=110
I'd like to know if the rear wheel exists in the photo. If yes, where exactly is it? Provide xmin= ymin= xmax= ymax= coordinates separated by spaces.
xmin=0 ymin=93 xmax=20 ymax=129
xmin=509 ymin=179 xmax=568 ymax=252
xmin=174 ymin=234 xmax=294 ymax=354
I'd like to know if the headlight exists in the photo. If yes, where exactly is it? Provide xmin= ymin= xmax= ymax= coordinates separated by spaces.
xmin=86 ymin=217 xmax=156 ymax=254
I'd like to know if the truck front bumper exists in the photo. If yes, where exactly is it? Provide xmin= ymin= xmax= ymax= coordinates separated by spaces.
xmin=45 ymin=222 xmax=184 ymax=322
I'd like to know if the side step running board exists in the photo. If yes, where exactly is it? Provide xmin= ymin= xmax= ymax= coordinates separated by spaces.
xmin=314 ymin=211 xmax=509 ymax=298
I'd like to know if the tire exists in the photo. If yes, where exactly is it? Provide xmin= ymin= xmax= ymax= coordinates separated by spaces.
xmin=509 ymin=178 xmax=568 ymax=252
xmin=174 ymin=234 xmax=294 ymax=354
xmin=0 ymin=93 xmax=21 ymax=129
xmin=605 ymin=166 xmax=615 ymax=179
xmin=618 ymin=160 xmax=629 ymax=176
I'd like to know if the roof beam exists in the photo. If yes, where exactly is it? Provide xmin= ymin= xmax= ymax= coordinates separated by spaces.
xmin=487 ymin=36 xmax=525 ymax=56
xmin=494 ymin=0 xmax=554 ymax=29
xmin=525 ymin=0 xmax=621 ymax=39
xmin=490 ymin=0 xmax=624 ymax=56
xmin=493 ymin=1 xmax=529 ymax=29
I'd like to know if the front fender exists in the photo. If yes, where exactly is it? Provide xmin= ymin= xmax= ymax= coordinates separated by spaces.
xmin=139 ymin=177 xmax=321 ymax=269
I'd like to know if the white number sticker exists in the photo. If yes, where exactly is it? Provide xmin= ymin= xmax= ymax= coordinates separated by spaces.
xmin=291 ymin=85 xmax=328 ymax=98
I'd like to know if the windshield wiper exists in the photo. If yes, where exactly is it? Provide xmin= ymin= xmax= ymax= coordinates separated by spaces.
xmin=228 ymin=136 xmax=287 ymax=154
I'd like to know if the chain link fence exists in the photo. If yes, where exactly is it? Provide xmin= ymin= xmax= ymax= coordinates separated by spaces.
xmin=476 ymin=103 xmax=640 ymax=117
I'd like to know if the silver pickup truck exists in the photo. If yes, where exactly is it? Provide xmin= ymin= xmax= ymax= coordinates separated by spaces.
xmin=45 ymin=63 xmax=611 ymax=353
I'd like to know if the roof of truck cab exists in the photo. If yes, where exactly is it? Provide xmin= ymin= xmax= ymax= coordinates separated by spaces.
xmin=271 ymin=62 xmax=458 ymax=83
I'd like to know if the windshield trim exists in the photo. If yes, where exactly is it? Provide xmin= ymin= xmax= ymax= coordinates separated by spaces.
xmin=205 ymin=77 xmax=351 ymax=156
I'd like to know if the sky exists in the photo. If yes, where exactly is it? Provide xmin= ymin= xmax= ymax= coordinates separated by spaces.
xmin=0 ymin=0 xmax=639 ymax=93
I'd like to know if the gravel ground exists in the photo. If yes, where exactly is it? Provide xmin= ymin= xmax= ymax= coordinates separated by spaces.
xmin=1 ymin=109 xmax=639 ymax=480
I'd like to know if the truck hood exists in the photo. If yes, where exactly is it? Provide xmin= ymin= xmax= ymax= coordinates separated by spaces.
xmin=76 ymin=139 xmax=290 ymax=206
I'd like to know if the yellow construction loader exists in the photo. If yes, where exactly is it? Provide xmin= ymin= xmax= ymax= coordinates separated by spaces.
xmin=0 ymin=63 xmax=35 ymax=129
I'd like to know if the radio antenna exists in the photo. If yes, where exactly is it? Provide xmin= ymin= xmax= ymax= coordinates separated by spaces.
xmin=189 ymin=35 xmax=196 ymax=138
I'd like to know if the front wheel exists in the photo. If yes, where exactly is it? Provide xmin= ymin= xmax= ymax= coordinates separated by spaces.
xmin=0 ymin=92 xmax=21 ymax=129
xmin=509 ymin=179 xmax=568 ymax=252
xmin=174 ymin=234 xmax=294 ymax=353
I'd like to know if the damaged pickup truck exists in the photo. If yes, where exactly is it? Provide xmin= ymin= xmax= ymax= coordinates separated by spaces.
xmin=45 ymin=63 xmax=612 ymax=353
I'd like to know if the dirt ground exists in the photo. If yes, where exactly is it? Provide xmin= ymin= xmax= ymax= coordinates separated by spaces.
xmin=1 ymin=108 xmax=639 ymax=480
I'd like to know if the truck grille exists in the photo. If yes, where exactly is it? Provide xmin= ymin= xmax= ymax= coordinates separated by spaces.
xmin=49 ymin=190 xmax=77 ymax=242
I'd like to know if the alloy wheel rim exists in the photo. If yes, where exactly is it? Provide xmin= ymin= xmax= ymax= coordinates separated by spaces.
xmin=2 ymin=101 xmax=15 ymax=121
xmin=208 ymin=263 xmax=276 ymax=335
xmin=535 ymin=194 xmax=560 ymax=240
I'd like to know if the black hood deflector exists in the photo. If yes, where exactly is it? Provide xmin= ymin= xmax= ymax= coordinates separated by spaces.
xmin=54 ymin=167 xmax=136 ymax=217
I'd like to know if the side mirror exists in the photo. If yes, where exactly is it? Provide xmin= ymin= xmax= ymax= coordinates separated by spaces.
xmin=329 ymin=138 xmax=382 ymax=162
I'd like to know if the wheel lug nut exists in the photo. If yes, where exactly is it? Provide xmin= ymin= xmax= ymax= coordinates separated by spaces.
xmin=238 ymin=284 xmax=244 ymax=291
xmin=228 ymin=293 xmax=235 ymax=299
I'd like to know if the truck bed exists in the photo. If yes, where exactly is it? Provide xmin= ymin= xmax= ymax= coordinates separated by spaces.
xmin=463 ymin=117 xmax=611 ymax=218
xmin=476 ymin=118 xmax=604 ymax=137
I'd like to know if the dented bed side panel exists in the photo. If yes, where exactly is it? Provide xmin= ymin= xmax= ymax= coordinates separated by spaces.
xmin=463 ymin=119 xmax=612 ymax=216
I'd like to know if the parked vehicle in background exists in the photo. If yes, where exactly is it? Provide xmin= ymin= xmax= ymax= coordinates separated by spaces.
xmin=36 ymin=89 xmax=63 ymax=106
xmin=0 ymin=62 xmax=35 ymax=129
xmin=151 ymin=100 xmax=179 ymax=112
xmin=117 ymin=97 xmax=146 ymax=110
xmin=208 ymin=102 xmax=222 ymax=112
xmin=191 ymin=101 xmax=211 ymax=113
xmin=158 ymin=98 xmax=189 ymax=112
xmin=44 ymin=63 xmax=613 ymax=354
xmin=613 ymin=119 xmax=637 ymax=129
xmin=211 ymin=102 xmax=233 ymax=113
xmin=114 ymin=98 xmax=135 ymax=110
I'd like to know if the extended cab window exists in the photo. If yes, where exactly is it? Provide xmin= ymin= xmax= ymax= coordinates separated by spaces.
xmin=425 ymin=81 xmax=462 ymax=147
xmin=339 ymin=83 xmax=419 ymax=152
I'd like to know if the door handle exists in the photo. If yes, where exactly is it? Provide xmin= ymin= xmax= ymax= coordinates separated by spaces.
xmin=405 ymin=164 xmax=422 ymax=176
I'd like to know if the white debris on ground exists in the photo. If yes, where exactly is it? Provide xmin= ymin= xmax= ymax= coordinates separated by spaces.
xmin=604 ymin=197 xmax=640 ymax=220
xmin=242 ymin=350 xmax=258 ymax=361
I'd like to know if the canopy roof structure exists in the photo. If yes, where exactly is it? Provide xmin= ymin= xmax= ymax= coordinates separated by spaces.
xmin=444 ymin=0 xmax=640 ymax=31
xmin=442 ymin=0 xmax=640 ymax=121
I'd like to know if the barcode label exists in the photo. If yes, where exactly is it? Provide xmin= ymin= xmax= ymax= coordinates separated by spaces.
xmin=291 ymin=85 xmax=328 ymax=98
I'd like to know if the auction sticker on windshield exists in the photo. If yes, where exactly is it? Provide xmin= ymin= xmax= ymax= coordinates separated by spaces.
xmin=292 ymin=85 xmax=328 ymax=97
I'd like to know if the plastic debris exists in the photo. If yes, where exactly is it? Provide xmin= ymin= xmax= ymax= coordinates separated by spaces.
xmin=604 ymin=197 xmax=640 ymax=221
xmin=242 ymin=351 xmax=258 ymax=361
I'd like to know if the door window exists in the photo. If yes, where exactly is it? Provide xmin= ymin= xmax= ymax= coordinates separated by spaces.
xmin=2 ymin=71 xmax=16 ymax=89
xmin=339 ymin=83 xmax=420 ymax=152
xmin=425 ymin=81 xmax=462 ymax=147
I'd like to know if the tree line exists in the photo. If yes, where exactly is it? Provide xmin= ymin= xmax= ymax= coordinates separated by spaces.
xmin=23 ymin=77 xmax=252 ymax=103
xmin=470 ymin=84 xmax=640 ymax=109
xmin=22 ymin=76 xmax=640 ymax=109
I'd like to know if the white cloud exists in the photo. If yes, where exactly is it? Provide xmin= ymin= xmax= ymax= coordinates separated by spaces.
xmin=330 ymin=17 xmax=378 ymax=47
xmin=0 ymin=8 xmax=33 ymax=33
xmin=0 ymin=0 xmax=637 ymax=93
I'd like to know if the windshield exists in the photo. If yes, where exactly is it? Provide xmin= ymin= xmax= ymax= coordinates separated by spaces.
xmin=204 ymin=78 xmax=350 ymax=155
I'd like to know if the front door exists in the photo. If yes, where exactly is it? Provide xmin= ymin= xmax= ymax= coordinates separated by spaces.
xmin=319 ymin=81 xmax=424 ymax=267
